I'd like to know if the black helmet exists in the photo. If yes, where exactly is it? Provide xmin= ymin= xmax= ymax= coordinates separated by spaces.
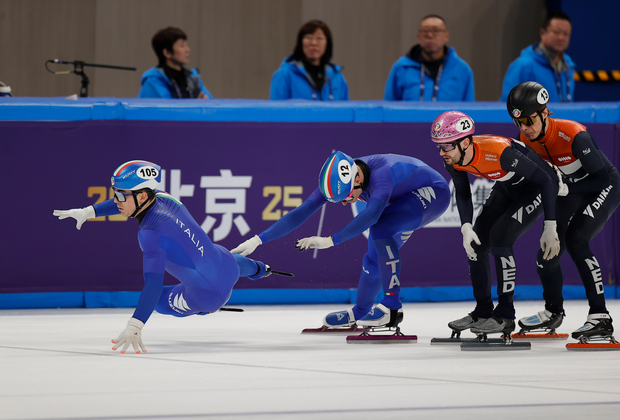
xmin=507 ymin=81 xmax=549 ymax=123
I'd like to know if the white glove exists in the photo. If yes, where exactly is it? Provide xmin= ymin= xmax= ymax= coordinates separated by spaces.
xmin=112 ymin=318 xmax=146 ymax=354
xmin=231 ymin=235 xmax=262 ymax=256
xmin=549 ymin=163 xmax=569 ymax=196
xmin=557 ymin=178 xmax=569 ymax=196
xmin=295 ymin=236 xmax=334 ymax=251
xmin=53 ymin=206 xmax=96 ymax=230
xmin=540 ymin=220 xmax=560 ymax=260
xmin=461 ymin=223 xmax=481 ymax=260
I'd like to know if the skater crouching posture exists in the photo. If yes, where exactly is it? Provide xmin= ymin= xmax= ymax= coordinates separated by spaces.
xmin=232 ymin=151 xmax=450 ymax=329
xmin=431 ymin=111 xmax=561 ymax=338
xmin=507 ymin=82 xmax=620 ymax=341
xmin=54 ymin=160 xmax=276 ymax=354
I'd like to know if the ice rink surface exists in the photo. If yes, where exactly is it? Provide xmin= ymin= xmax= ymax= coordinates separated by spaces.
xmin=2 ymin=299 xmax=620 ymax=420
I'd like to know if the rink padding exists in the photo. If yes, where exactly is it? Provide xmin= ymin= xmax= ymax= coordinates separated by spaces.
xmin=1 ymin=98 xmax=620 ymax=123
xmin=0 ymin=285 xmax=615 ymax=310
xmin=1 ymin=99 xmax=619 ymax=303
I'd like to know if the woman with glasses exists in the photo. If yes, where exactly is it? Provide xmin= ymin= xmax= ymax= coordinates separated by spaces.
xmin=384 ymin=14 xmax=474 ymax=102
xmin=232 ymin=151 xmax=449 ymax=331
xmin=53 ymin=160 xmax=279 ymax=354
xmin=270 ymin=20 xmax=349 ymax=100
xmin=507 ymin=81 xmax=620 ymax=345
xmin=431 ymin=111 xmax=560 ymax=339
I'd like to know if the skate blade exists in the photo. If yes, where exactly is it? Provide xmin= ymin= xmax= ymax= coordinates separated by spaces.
xmin=511 ymin=331 xmax=568 ymax=340
xmin=271 ymin=270 xmax=294 ymax=277
xmin=431 ymin=337 xmax=505 ymax=345
xmin=461 ymin=341 xmax=531 ymax=351
xmin=566 ymin=337 xmax=620 ymax=351
xmin=301 ymin=326 xmax=361 ymax=334
xmin=346 ymin=332 xmax=417 ymax=344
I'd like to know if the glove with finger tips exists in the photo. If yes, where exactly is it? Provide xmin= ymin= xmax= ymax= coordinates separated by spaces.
xmin=112 ymin=318 xmax=146 ymax=354
xmin=231 ymin=235 xmax=262 ymax=256
xmin=295 ymin=236 xmax=334 ymax=251
xmin=53 ymin=206 xmax=96 ymax=230
xmin=540 ymin=220 xmax=560 ymax=260
xmin=460 ymin=223 xmax=481 ymax=260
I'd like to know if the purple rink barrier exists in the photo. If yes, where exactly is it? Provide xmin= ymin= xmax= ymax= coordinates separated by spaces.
xmin=0 ymin=100 xmax=618 ymax=308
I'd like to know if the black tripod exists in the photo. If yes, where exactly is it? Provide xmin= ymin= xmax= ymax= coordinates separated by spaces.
xmin=46 ymin=59 xmax=136 ymax=97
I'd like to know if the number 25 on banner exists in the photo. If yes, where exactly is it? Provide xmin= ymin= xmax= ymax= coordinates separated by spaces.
xmin=262 ymin=186 xmax=303 ymax=220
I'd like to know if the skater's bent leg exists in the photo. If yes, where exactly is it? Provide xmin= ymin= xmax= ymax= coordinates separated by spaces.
xmin=154 ymin=285 xmax=228 ymax=316
xmin=353 ymin=253 xmax=382 ymax=319
xmin=373 ymin=238 xmax=402 ymax=310
xmin=232 ymin=253 xmax=267 ymax=280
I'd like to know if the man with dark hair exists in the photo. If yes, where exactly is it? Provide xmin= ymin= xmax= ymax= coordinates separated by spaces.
xmin=384 ymin=14 xmax=475 ymax=101
xmin=139 ymin=27 xmax=213 ymax=99
xmin=500 ymin=12 xmax=574 ymax=102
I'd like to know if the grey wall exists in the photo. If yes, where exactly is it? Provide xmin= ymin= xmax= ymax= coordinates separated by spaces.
xmin=0 ymin=0 xmax=545 ymax=101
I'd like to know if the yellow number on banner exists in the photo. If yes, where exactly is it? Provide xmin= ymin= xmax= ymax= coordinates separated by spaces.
xmin=282 ymin=186 xmax=303 ymax=215
xmin=262 ymin=186 xmax=282 ymax=220
xmin=87 ymin=187 xmax=106 ymax=221
xmin=262 ymin=186 xmax=303 ymax=220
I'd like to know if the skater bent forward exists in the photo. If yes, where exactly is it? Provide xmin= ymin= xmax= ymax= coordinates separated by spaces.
xmin=232 ymin=151 xmax=450 ymax=330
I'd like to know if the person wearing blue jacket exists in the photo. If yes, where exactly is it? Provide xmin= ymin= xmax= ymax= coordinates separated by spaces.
xmin=270 ymin=20 xmax=349 ymax=101
xmin=139 ymin=27 xmax=213 ymax=99
xmin=232 ymin=152 xmax=450 ymax=330
xmin=500 ymin=12 xmax=574 ymax=102
xmin=384 ymin=15 xmax=475 ymax=102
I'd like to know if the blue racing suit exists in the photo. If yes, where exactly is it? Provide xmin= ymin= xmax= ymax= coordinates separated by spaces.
xmin=258 ymin=154 xmax=450 ymax=317
xmin=94 ymin=191 xmax=263 ymax=323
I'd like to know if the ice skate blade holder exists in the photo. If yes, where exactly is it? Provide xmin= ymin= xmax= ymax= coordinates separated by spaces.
xmin=346 ymin=326 xmax=417 ymax=344
xmin=431 ymin=329 xmax=504 ymax=345
xmin=301 ymin=325 xmax=363 ymax=334
xmin=566 ymin=335 xmax=620 ymax=351
xmin=512 ymin=329 xmax=568 ymax=340
xmin=460 ymin=333 xmax=531 ymax=351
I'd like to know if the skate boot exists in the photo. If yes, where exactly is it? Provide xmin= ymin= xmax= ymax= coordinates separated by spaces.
xmin=448 ymin=313 xmax=488 ymax=332
xmin=518 ymin=310 xmax=565 ymax=332
xmin=571 ymin=313 xmax=614 ymax=340
xmin=356 ymin=304 xmax=403 ymax=328
xmin=247 ymin=263 xmax=271 ymax=280
xmin=323 ymin=308 xmax=356 ymax=328
xmin=470 ymin=316 xmax=515 ymax=335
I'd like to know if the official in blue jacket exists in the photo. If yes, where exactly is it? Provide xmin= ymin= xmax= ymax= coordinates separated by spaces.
xmin=270 ymin=20 xmax=349 ymax=101
xmin=139 ymin=27 xmax=213 ymax=99
xmin=500 ymin=12 xmax=574 ymax=102
xmin=384 ymin=15 xmax=474 ymax=102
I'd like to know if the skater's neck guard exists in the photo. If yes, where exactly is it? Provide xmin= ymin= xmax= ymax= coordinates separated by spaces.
xmin=355 ymin=159 xmax=370 ymax=191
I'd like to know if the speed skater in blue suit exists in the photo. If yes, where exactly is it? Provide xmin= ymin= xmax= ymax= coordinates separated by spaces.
xmin=232 ymin=151 xmax=450 ymax=329
xmin=53 ymin=160 xmax=280 ymax=354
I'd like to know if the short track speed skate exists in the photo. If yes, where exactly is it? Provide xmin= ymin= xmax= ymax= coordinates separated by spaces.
xmin=461 ymin=316 xmax=531 ymax=351
xmin=513 ymin=310 xmax=568 ymax=340
xmin=302 ymin=308 xmax=363 ymax=334
xmin=431 ymin=313 xmax=504 ymax=345
xmin=346 ymin=304 xmax=417 ymax=344
xmin=566 ymin=314 xmax=620 ymax=351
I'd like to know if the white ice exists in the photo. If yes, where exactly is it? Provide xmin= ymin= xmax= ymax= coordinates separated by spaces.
xmin=1 ymin=299 xmax=620 ymax=420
